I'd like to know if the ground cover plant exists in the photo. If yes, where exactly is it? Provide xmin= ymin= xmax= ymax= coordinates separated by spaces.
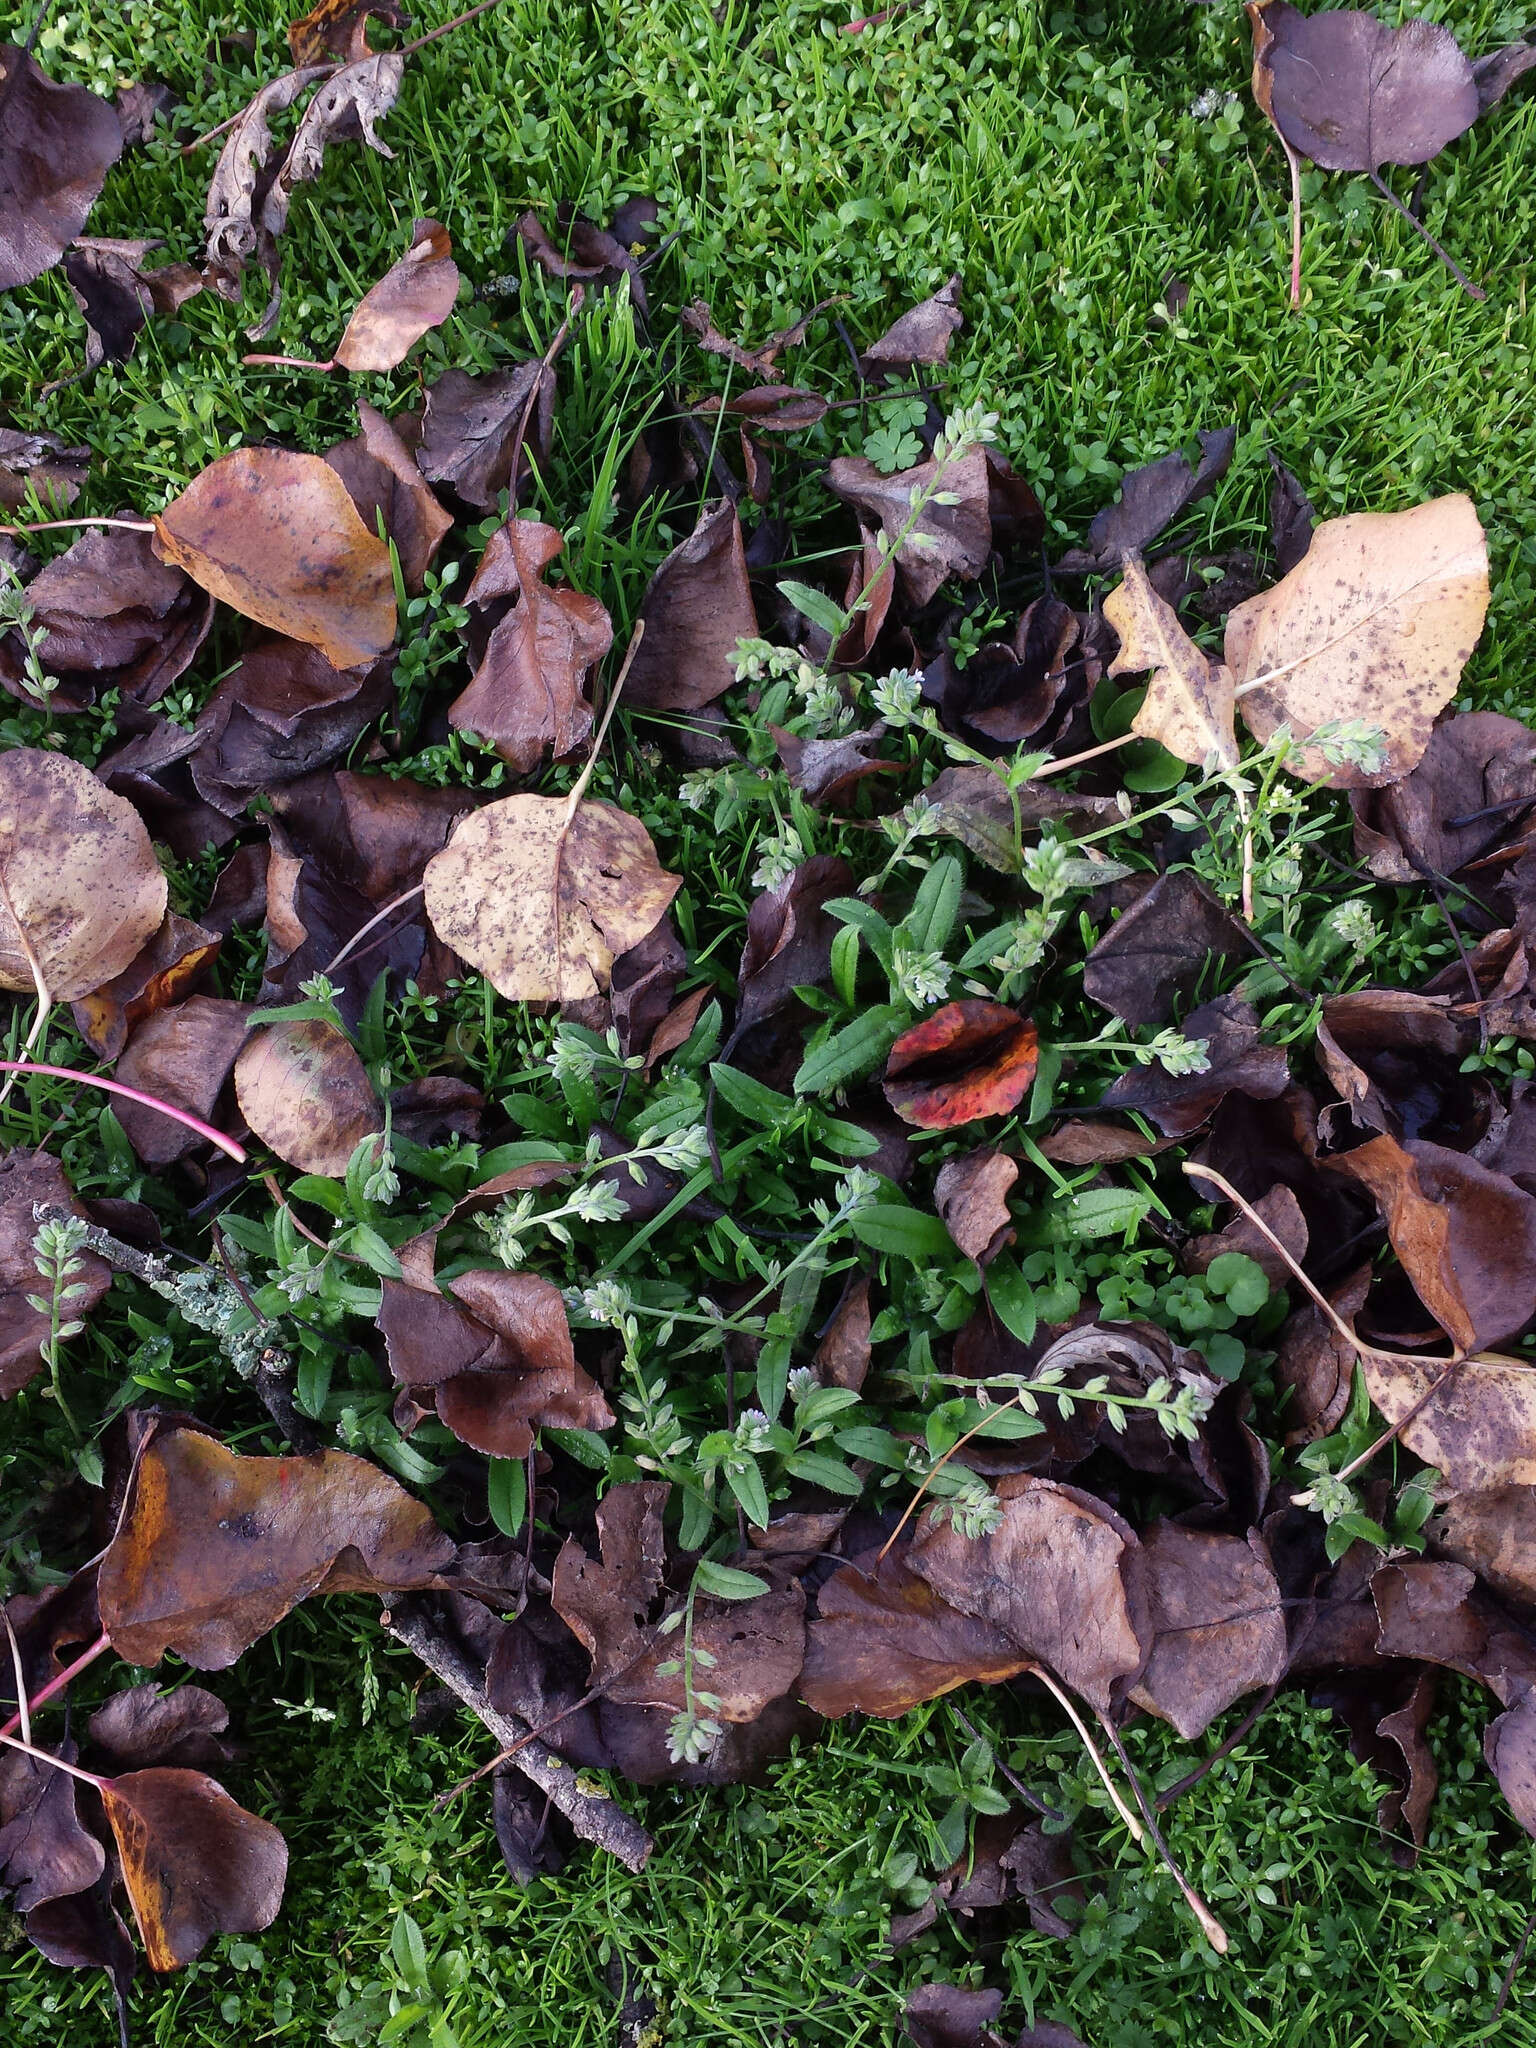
xmin=4 ymin=0 xmax=1536 ymax=2043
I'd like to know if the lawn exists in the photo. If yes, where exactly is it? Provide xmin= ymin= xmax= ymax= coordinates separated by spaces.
xmin=3 ymin=1 xmax=1536 ymax=2044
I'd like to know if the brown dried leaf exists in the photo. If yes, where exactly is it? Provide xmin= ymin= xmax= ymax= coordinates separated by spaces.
xmin=1227 ymin=495 xmax=1489 ymax=786
xmin=154 ymin=449 xmax=395 ymax=669
xmin=1332 ymin=1133 xmax=1536 ymax=1354
xmin=1057 ymin=429 xmax=1236 ymax=577
xmin=0 ymin=1743 xmax=104 ymax=1913
xmin=935 ymin=1148 xmax=1017 ymax=1264
xmin=423 ymin=794 xmax=680 ymax=1003
xmin=860 ymin=274 xmax=962 ymax=377
xmin=1104 ymin=551 xmax=1237 ymax=769
xmin=324 ymin=402 xmax=453 ymax=598
xmin=0 ymin=748 xmax=166 ymax=1003
xmin=100 ymin=1768 xmax=287 ymax=1971
xmin=622 ymin=500 xmax=758 ymax=712
xmin=69 ymin=912 xmax=220 ymax=1062
xmin=333 ymin=216 xmax=458 ymax=373
xmin=1127 ymin=1523 xmax=1287 ymax=1740
xmin=799 ymin=1547 xmax=1030 ymax=1717
xmin=449 ymin=519 xmax=612 ymax=772
xmin=417 ymin=362 xmax=554 ymax=513
xmin=909 ymin=1474 xmax=1147 ymax=1712
xmin=0 ymin=428 xmax=88 ymax=515
xmin=1083 ymin=871 xmax=1253 ymax=1027
xmin=97 ymin=1426 xmax=455 ymax=1669
xmin=203 ymin=65 xmax=333 ymax=291
xmin=234 ymin=1018 xmax=381 ymax=1176
xmin=287 ymin=0 xmax=407 ymax=63
xmin=114 ymin=996 xmax=253 ymax=1166
xmin=0 ymin=45 xmax=122 ymax=291
xmin=826 ymin=448 xmax=992 ymax=609
xmin=89 ymin=1684 xmax=231 ymax=1772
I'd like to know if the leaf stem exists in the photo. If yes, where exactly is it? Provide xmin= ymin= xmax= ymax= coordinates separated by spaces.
xmin=0 ymin=1630 xmax=111 ymax=1744
xmin=0 ymin=1062 xmax=247 ymax=1162
xmin=0 ymin=1728 xmax=107 ymax=1790
xmin=0 ymin=516 xmax=156 ymax=538
xmin=1369 ymin=171 xmax=1484 ymax=302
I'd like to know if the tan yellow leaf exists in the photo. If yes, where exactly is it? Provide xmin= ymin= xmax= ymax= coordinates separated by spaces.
xmin=234 ymin=1019 xmax=381 ymax=1176
xmin=0 ymin=749 xmax=166 ymax=1002
xmin=152 ymin=448 xmax=396 ymax=670
xmin=1227 ymin=493 xmax=1489 ymax=785
xmin=1104 ymin=552 xmax=1237 ymax=768
xmin=422 ymin=795 xmax=681 ymax=1002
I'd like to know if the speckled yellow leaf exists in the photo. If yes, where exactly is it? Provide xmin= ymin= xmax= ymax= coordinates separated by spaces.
xmin=1105 ymin=551 xmax=1237 ymax=769
xmin=423 ymin=795 xmax=680 ymax=1002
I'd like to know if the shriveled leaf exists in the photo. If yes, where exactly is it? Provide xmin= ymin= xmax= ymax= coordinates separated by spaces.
xmin=883 ymin=1001 xmax=1039 ymax=1129
xmin=154 ymin=449 xmax=396 ymax=668
xmin=1083 ymin=870 xmax=1252 ymax=1026
xmin=423 ymin=794 xmax=680 ymax=1002
xmin=860 ymin=274 xmax=962 ymax=377
xmin=0 ymin=748 xmax=166 ymax=1003
xmin=203 ymin=65 xmax=333 ymax=293
xmin=1485 ymin=1693 xmax=1536 ymax=1838
xmin=450 ymin=518 xmax=612 ymax=772
xmin=333 ymin=216 xmax=458 ymax=373
xmin=1372 ymin=1559 xmax=1536 ymax=1708
xmin=623 ymin=499 xmax=758 ymax=712
xmin=115 ymin=996 xmax=253 ymax=1166
xmin=1127 ymin=1524 xmax=1287 ymax=1740
xmin=324 ymin=401 xmax=453 ymax=598
xmin=799 ymin=1547 xmax=1030 ymax=1717
xmin=1105 ymin=551 xmax=1237 ymax=769
xmin=88 ymin=1683 xmax=230 ymax=1771
xmin=287 ymin=0 xmax=407 ymax=63
xmin=62 ymin=237 xmax=202 ymax=375
xmin=100 ymin=1768 xmax=286 ymax=1971
xmin=909 ymin=1474 xmax=1147 ymax=1712
xmin=1227 ymin=495 xmax=1489 ymax=786
xmin=97 ymin=1427 xmax=455 ymax=1668
xmin=934 ymin=1148 xmax=1018 ymax=1264
xmin=903 ymin=1984 xmax=1004 ymax=2048
xmin=1057 ymin=428 xmax=1235 ymax=576
xmin=0 ymin=45 xmax=122 ymax=292
xmin=1331 ymin=1133 xmax=1536 ymax=1355
xmin=826 ymin=448 xmax=992 ymax=609
xmin=234 ymin=1019 xmax=381 ymax=1176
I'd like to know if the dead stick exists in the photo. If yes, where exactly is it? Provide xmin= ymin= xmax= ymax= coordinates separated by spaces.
xmin=382 ymin=1597 xmax=652 ymax=1871
xmin=1094 ymin=1711 xmax=1229 ymax=1955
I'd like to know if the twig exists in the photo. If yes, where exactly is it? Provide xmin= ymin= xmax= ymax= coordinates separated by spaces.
xmin=1095 ymin=1711 xmax=1229 ymax=1955
xmin=841 ymin=0 xmax=915 ymax=29
xmin=2 ymin=1612 xmax=31 ymax=1746
xmin=1370 ymin=172 xmax=1484 ymax=302
xmin=323 ymin=882 xmax=426 ymax=977
xmin=1023 ymin=1662 xmax=1144 ymax=1846
xmin=0 ymin=516 xmax=156 ymax=539
xmin=382 ymin=1596 xmax=653 ymax=1871
xmin=32 ymin=1203 xmax=173 ymax=1285
xmin=947 ymin=1703 xmax=1063 ymax=1824
xmin=1493 ymin=1906 xmax=1536 ymax=2018
xmin=1155 ymin=1682 xmax=1280 ymax=1809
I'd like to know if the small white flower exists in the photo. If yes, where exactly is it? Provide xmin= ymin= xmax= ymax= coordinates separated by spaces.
xmin=893 ymin=946 xmax=952 ymax=1009
xmin=751 ymin=827 xmax=803 ymax=893
xmin=1145 ymin=1029 xmax=1212 ymax=1077
xmin=569 ymin=1181 xmax=628 ymax=1226
xmin=869 ymin=669 xmax=924 ymax=725
xmin=834 ymin=1167 xmax=881 ymax=1215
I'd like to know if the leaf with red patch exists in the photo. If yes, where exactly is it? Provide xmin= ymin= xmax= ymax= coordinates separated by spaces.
xmin=883 ymin=1001 xmax=1039 ymax=1129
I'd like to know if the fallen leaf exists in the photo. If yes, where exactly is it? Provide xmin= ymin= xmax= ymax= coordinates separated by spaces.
xmin=324 ymin=402 xmax=453 ymax=597
xmin=417 ymin=362 xmax=554 ymax=512
xmin=1315 ymin=988 xmax=1482 ymax=1144
xmin=450 ymin=518 xmax=612 ymax=771
xmin=0 ymin=428 xmax=88 ymax=514
xmin=332 ymin=216 xmax=458 ymax=372
xmin=0 ymin=1743 xmax=104 ymax=1913
xmin=904 ymin=1985 xmax=1004 ymax=2048
xmin=622 ymin=499 xmax=758 ymax=712
xmin=516 ymin=202 xmax=653 ymax=316
xmin=731 ymin=856 xmax=855 ymax=1051
xmin=234 ymin=1019 xmax=381 ymax=1177
xmin=379 ymin=1264 xmax=612 ymax=1459
xmin=1429 ymin=1488 xmax=1536 ymax=1609
xmin=154 ymin=449 xmax=396 ymax=669
xmin=920 ymin=763 xmax=1119 ymax=875
xmin=1098 ymin=995 xmax=1290 ymax=1138
xmin=190 ymin=642 xmax=395 ymax=821
xmin=203 ymin=65 xmax=334 ymax=298
xmin=1472 ymin=38 xmax=1536 ymax=112
xmin=884 ymin=1001 xmax=1039 ymax=1129
xmin=1127 ymin=1523 xmax=1287 ymax=1740
xmin=114 ymin=996 xmax=253 ymax=1166
xmin=0 ymin=748 xmax=167 ymax=1003
xmin=1331 ymin=1133 xmax=1536 ymax=1353
xmin=1270 ymin=453 xmax=1316 ymax=574
xmin=1226 ymin=494 xmax=1489 ymax=786
xmin=100 ymin=1768 xmax=286 ymax=1971
xmin=97 ymin=1426 xmax=455 ymax=1668
xmin=88 ymin=1685 xmax=231 ymax=1772
xmin=0 ymin=44 xmax=122 ymax=291
xmin=287 ymin=0 xmax=407 ymax=63
xmin=860 ymin=274 xmax=962 ymax=377
xmin=62 ymin=237 xmax=202 ymax=375
xmin=1350 ymin=710 xmax=1536 ymax=887
xmin=1057 ymin=429 xmax=1236 ymax=576
xmin=1485 ymin=1693 xmax=1536 ymax=1836
xmin=681 ymin=296 xmax=834 ymax=381
xmin=772 ymin=725 xmax=899 ymax=808
xmin=1274 ymin=1262 xmax=1372 ymax=1444
xmin=812 ymin=1274 xmax=872 ymax=1392
xmin=799 ymin=1547 xmax=1030 ymax=1716
xmin=70 ymin=912 xmax=220 ymax=1062
xmin=935 ymin=1148 xmax=1018 ymax=1263
xmin=1372 ymin=1559 xmax=1536 ymax=1708
xmin=1185 ymin=1179 xmax=1308 ymax=1293
xmin=1105 ymin=552 xmax=1237 ymax=769
xmin=1082 ymin=870 xmax=1253 ymax=1026
xmin=910 ymin=1474 xmax=1147 ymax=1712
xmin=826 ymin=448 xmax=993 ymax=609
xmin=423 ymin=793 xmax=680 ymax=1002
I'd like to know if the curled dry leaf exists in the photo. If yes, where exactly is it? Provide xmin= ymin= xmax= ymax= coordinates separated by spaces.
xmin=288 ymin=0 xmax=408 ymax=66
xmin=99 ymin=1768 xmax=287 ymax=1972
xmin=423 ymin=795 xmax=680 ymax=1003
xmin=450 ymin=518 xmax=613 ymax=772
xmin=622 ymin=499 xmax=759 ymax=713
xmin=934 ymin=1148 xmax=1018 ymax=1264
xmin=70 ymin=911 xmax=220 ymax=1063
xmin=1104 ymin=551 xmax=1237 ymax=769
xmin=1057 ymin=428 xmax=1236 ymax=577
xmin=154 ymin=449 xmax=396 ymax=670
xmin=324 ymin=402 xmax=453 ymax=597
xmin=333 ymin=217 xmax=459 ymax=373
xmin=1331 ymin=1133 xmax=1536 ymax=1354
xmin=909 ymin=1474 xmax=1147 ymax=1713
xmin=883 ymin=1001 xmax=1039 ymax=1130
xmin=860 ymin=274 xmax=962 ymax=377
xmin=97 ymin=1426 xmax=455 ymax=1669
xmin=203 ymin=66 xmax=334 ymax=292
xmin=0 ymin=44 xmax=123 ymax=292
xmin=1227 ymin=494 xmax=1489 ymax=786
xmin=826 ymin=448 xmax=993 ymax=609
xmin=799 ymin=1547 xmax=1030 ymax=1717
xmin=234 ymin=1019 xmax=381 ymax=1177
xmin=1127 ymin=1524 xmax=1287 ymax=1741
xmin=0 ymin=748 xmax=166 ymax=1003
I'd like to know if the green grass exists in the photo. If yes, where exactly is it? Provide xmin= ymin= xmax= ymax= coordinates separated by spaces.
xmin=4 ymin=0 xmax=1536 ymax=2043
